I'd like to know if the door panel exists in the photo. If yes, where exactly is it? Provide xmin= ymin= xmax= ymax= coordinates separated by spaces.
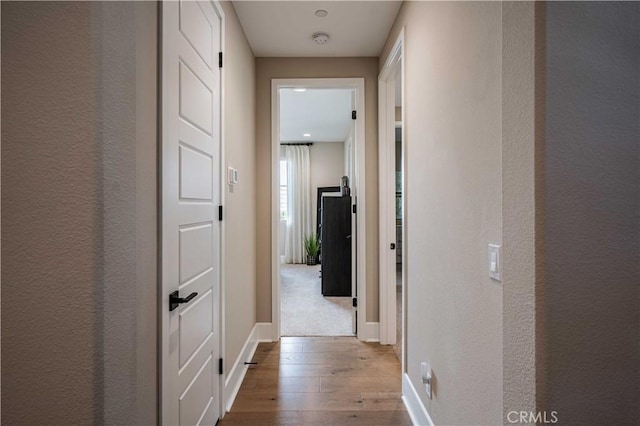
xmin=179 ymin=355 xmax=214 ymax=426
xmin=179 ymin=61 xmax=213 ymax=134
xmin=179 ymin=0 xmax=214 ymax=68
xmin=179 ymin=223 xmax=213 ymax=284
xmin=179 ymin=289 xmax=214 ymax=367
xmin=179 ymin=144 xmax=213 ymax=201
xmin=162 ymin=0 xmax=222 ymax=424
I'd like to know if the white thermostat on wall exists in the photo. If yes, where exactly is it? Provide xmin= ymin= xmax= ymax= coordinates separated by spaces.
xmin=228 ymin=167 xmax=238 ymax=185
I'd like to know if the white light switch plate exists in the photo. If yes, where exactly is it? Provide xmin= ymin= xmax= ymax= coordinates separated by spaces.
xmin=421 ymin=362 xmax=432 ymax=399
xmin=489 ymin=244 xmax=502 ymax=282
xmin=227 ymin=167 xmax=238 ymax=185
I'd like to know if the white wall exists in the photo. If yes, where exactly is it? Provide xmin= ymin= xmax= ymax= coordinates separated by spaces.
xmin=310 ymin=142 xmax=345 ymax=233
xmin=381 ymin=2 xmax=503 ymax=424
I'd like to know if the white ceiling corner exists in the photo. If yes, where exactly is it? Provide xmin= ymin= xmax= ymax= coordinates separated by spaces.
xmin=232 ymin=1 xmax=402 ymax=57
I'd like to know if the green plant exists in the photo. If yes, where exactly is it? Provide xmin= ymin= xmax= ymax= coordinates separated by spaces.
xmin=303 ymin=234 xmax=320 ymax=257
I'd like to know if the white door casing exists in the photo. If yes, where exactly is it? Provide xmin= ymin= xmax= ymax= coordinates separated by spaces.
xmin=161 ymin=1 xmax=223 ymax=425
xmin=378 ymin=29 xmax=404 ymax=358
xmin=271 ymin=78 xmax=366 ymax=341
xmin=350 ymin=90 xmax=357 ymax=334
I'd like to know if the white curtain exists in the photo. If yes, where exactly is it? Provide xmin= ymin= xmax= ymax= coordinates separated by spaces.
xmin=284 ymin=145 xmax=312 ymax=264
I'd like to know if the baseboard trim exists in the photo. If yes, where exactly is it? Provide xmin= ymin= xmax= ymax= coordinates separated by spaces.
xmin=402 ymin=373 xmax=434 ymax=426
xmin=360 ymin=322 xmax=380 ymax=342
xmin=255 ymin=322 xmax=273 ymax=342
xmin=224 ymin=324 xmax=259 ymax=412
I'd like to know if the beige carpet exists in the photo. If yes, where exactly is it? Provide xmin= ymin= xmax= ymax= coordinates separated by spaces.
xmin=280 ymin=263 xmax=353 ymax=336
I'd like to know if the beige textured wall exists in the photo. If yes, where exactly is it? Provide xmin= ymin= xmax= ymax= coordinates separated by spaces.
xmin=222 ymin=1 xmax=257 ymax=375
xmin=501 ymin=1 xmax=538 ymax=420
xmin=539 ymin=2 xmax=639 ymax=423
xmin=2 ymin=2 xmax=256 ymax=422
xmin=1 ymin=4 xmax=3 ymax=422
xmin=134 ymin=2 xmax=158 ymax=424
xmin=2 ymin=2 xmax=158 ymax=423
xmin=255 ymin=57 xmax=379 ymax=322
xmin=2 ymin=3 xmax=99 ymax=423
xmin=310 ymin=142 xmax=345 ymax=232
xmin=380 ymin=2 xmax=504 ymax=424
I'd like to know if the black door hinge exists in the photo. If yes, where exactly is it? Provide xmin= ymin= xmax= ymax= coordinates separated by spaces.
xmin=218 ymin=205 xmax=223 ymax=221
xmin=352 ymin=110 xmax=357 ymax=120
xmin=219 ymin=52 xmax=223 ymax=68
xmin=352 ymin=297 xmax=358 ymax=308
xmin=352 ymin=204 xmax=357 ymax=214
xmin=218 ymin=358 xmax=223 ymax=375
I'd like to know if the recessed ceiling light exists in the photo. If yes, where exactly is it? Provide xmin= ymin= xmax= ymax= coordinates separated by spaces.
xmin=315 ymin=9 xmax=328 ymax=18
xmin=312 ymin=33 xmax=330 ymax=45
xmin=293 ymin=88 xmax=306 ymax=92
xmin=303 ymin=133 xmax=311 ymax=137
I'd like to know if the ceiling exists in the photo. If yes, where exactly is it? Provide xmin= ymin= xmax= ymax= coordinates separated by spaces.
xmin=280 ymin=88 xmax=353 ymax=142
xmin=232 ymin=1 xmax=402 ymax=57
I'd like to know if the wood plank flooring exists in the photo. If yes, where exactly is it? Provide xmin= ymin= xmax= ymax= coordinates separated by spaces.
xmin=219 ymin=337 xmax=412 ymax=425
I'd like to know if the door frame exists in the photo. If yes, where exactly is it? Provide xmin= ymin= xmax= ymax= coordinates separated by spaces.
xmin=378 ymin=29 xmax=405 ymax=366
xmin=217 ymin=0 xmax=227 ymax=418
xmin=159 ymin=0 xmax=227 ymax=422
xmin=270 ymin=78 xmax=366 ymax=341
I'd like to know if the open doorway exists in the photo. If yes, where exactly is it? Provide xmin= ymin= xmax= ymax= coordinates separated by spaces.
xmin=278 ymin=87 xmax=354 ymax=336
xmin=271 ymin=78 xmax=366 ymax=341
xmin=393 ymin=109 xmax=403 ymax=360
xmin=379 ymin=30 xmax=405 ymax=367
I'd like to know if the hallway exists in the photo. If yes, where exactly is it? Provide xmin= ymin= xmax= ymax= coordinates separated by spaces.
xmin=2 ymin=1 xmax=639 ymax=425
xmin=220 ymin=337 xmax=411 ymax=425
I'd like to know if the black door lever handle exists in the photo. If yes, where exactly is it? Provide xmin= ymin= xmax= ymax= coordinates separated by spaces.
xmin=169 ymin=290 xmax=198 ymax=311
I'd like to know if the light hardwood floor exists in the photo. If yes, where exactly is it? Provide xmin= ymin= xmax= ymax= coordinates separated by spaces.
xmin=219 ymin=336 xmax=412 ymax=425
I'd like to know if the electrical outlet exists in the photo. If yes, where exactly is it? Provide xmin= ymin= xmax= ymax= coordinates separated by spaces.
xmin=421 ymin=362 xmax=432 ymax=399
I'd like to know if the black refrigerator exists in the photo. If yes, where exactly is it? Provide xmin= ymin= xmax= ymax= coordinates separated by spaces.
xmin=320 ymin=196 xmax=352 ymax=296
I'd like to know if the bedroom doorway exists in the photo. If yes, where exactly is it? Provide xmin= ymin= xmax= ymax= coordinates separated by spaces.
xmin=279 ymin=87 xmax=353 ymax=336
xmin=271 ymin=78 xmax=366 ymax=340
xmin=379 ymin=30 xmax=406 ymax=366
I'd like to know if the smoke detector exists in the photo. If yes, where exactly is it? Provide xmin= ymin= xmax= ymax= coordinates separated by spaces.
xmin=312 ymin=32 xmax=330 ymax=45
xmin=315 ymin=9 xmax=328 ymax=18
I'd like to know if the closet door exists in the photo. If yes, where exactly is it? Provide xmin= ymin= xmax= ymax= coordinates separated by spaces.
xmin=160 ymin=1 xmax=222 ymax=424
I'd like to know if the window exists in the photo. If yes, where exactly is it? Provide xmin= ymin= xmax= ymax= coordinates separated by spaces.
xmin=280 ymin=160 xmax=288 ymax=220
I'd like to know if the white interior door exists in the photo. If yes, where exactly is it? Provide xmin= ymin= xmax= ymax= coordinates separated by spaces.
xmin=161 ymin=1 xmax=222 ymax=424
